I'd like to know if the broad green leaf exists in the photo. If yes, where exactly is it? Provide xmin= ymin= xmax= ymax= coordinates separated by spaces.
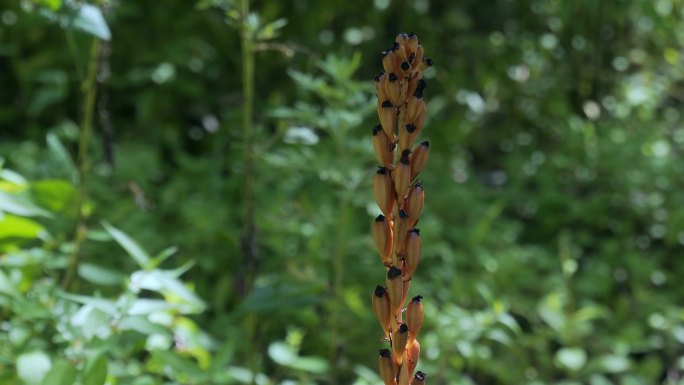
xmin=268 ymin=342 xmax=295 ymax=365
xmin=58 ymin=292 xmax=117 ymax=315
xmin=0 ymin=169 xmax=27 ymax=185
xmin=102 ymin=222 xmax=151 ymax=268
xmin=71 ymin=305 xmax=112 ymax=340
xmin=83 ymin=354 xmax=108 ymax=385
xmin=0 ymin=214 xmax=45 ymax=240
xmin=0 ymin=191 xmax=51 ymax=217
xmin=17 ymin=351 xmax=51 ymax=385
xmin=78 ymin=263 xmax=125 ymax=286
xmin=30 ymin=179 xmax=77 ymax=214
xmin=289 ymin=356 xmax=328 ymax=374
xmin=0 ymin=269 xmax=20 ymax=298
xmin=556 ymin=347 xmax=587 ymax=372
xmin=71 ymin=4 xmax=111 ymax=41
xmin=41 ymin=359 xmax=76 ymax=385
xmin=46 ymin=133 xmax=77 ymax=183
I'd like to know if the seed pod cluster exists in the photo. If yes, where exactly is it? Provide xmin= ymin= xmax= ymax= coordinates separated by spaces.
xmin=371 ymin=32 xmax=432 ymax=384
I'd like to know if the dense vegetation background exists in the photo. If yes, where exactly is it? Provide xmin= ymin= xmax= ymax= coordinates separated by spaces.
xmin=2 ymin=0 xmax=684 ymax=384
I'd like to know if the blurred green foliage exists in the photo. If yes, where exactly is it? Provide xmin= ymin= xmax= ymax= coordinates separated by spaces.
xmin=2 ymin=0 xmax=684 ymax=384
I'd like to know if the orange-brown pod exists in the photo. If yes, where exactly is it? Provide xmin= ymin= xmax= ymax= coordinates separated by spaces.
xmin=379 ymin=349 xmax=397 ymax=385
xmin=403 ymin=229 xmax=422 ymax=281
xmin=379 ymin=100 xmax=397 ymax=138
xmin=410 ymin=141 xmax=430 ymax=180
xmin=372 ymin=214 xmax=393 ymax=266
xmin=374 ymin=167 xmax=395 ymax=218
xmin=392 ymin=323 xmax=409 ymax=366
xmin=386 ymin=266 xmax=404 ymax=317
xmin=394 ymin=150 xmax=411 ymax=200
xmin=406 ymin=295 xmax=423 ymax=343
xmin=372 ymin=125 xmax=392 ymax=167
xmin=372 ymin=286 xmax=392 ymax=336
xmin=406 ymin=183 xmax=424 ymax=229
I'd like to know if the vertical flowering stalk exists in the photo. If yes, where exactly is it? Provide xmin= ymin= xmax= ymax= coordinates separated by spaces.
xmin=371 ymin=33 xmax=433 ymax=385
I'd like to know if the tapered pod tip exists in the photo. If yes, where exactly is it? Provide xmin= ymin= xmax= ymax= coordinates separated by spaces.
xmin=399 ymin=209 xmax=409 ymax=219
xmin=406 ymin=124 xmax=417 ymax=133
xmin=400 ymin=150 xmax=411 ymax=165
xmin=381 ymin=100 xmax=394 ymax=108
xmin=424 ymin=57 xmax=434 ymax=66
xmin=387 ymin=266 xmax=402 ymax=279
xmin=413 ymin=79 xmax=427 ymax=98
xmin=377 ymin=166 xmax=388 ymax=175
xmin=388 ymin=73 xmax=399 ymax=81
xmin=398 ymin=323 xmax=409 ymax=333
xmin=420 ymin=141 xmax=430 ymax=148
xmin=409 ymin=228 xmax=420 ymax=235
xmin=375 ymin=214 xmax=386 ymax=222
xmin=379 ymin=349 xmax=392 ymax=358
xmin=415 ymin=371 xmax=426 ymax=380
xmin=374 ymin=286 xmax=387 ymax=297
xmin=411 ymin=295 xmax=423 ymax=303
xmin=373 ymin=124 xmax=383 ymax=135
xmin=374 ymin=71 xmax=386 ymax=81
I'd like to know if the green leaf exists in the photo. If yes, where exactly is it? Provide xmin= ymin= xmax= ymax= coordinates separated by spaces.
xmin=78 ymin=263 xmax=125 ymax=286
xmin=0 ymin=214 xmax=45 ymax=240
xmin=46 ymin=134 xmax=77 ymax=183
xmin=71 ymin=4 xmax=111 ymax=41
xmin=83 ymin=354 xmax=108 ymax=385
xmin=41 ymin=359 xmax=76 ymax=385
xmin=30 ymin=179 xmax=77 ymax=214
xmin=58 ymin=292 xmax=117 ymax=315
xmin=0 ymin=191 xmax=51 ymax=217
xmin=102 ymin=222 xmax=151 ymax=268
xmin=0 ymin=269 xmax=20 ymax=298
xmin=289 ymin=356 xmax=328 ymax=374
xmin=17 ymin=351 xmax=52 ymax=385
xmin=556 ymin=347 xmax=587 ymax=372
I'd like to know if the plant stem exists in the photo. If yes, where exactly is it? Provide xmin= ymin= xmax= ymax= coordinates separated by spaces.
xmin=61 ymin=38 xmax=101 ymax=289
xmin=239 ymin=0 xmax=259 ymax=383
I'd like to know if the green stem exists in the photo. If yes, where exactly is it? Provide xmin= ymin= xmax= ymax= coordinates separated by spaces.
xmin=239 ymin=0 xmax=258 ymax=383
xmin=61 ymin=38 xmax=101 ymax=289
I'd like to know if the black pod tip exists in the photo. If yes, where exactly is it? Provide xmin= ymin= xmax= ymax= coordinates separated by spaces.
xmin=415 ymin=371 xmax=426 ymax=380
xmin=399 ymin=209 xmax=409 ymax=219
xmin=388 ymin=73 xmax=399 ymax=82
xmin=409 ymin=32 xmax=417 ymax=38
xmin=398 ymin=323 xmax=409 ymax=333
xmin=379 ymin=349 xmax=392 ymax=358
xmin=405 ymin=124 xmax=416 ymax=133
xmin=414 ymin=79 xmax=428 ymax=98
xmin=372 ymin=125 xmax=382 ymax=135
xmin=414 ymin=181 xmax=423 ymax=189
xmin=381 ymin=100 xmax=394 ymax=108
xmin=398 ymin=32 xmax=408 ymax=38
xmin=400 ymin=149 xmax=411 ymax=164
xmin=411 ymin=295 xmax=423 ymax=303
xmin=374 ymin=71 xmax=385 ymax=81
xmin=375 ymin=214 xmax=386 ymax=222
xmin=387 ymin=266 xmax=402 ymax=279
xmin=424 ymin=57 xmax=434 ymax=66
xmin=376 ymin=166 xmax=388 ymax=175
xmin=420 ymin=140 xmax=430 ymax=148
xmin=410 ymin=228 xmax=421 ymax=235
xmin=381 ymin=50 xmax=390 ymax=57
xmin=401 ymin=61 xmax=410 ymax=71
xmin=391 ymin=42 xmax=401 ymax=51
xmin=375 ymin=285 xmax=387 ymax=297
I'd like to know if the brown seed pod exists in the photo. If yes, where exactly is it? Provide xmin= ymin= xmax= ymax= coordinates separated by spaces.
xmin=398 ymin=354 xmax=411 ymax=385
xmin=372 ymin=214 xmax=393 ymax=266
xmin=400 ymin=279 xmax=411 ymax=312
xmin=394 ymin=150 xmax=411 ymax=200
xmin=406 ymin=184 xmax=424 ymax=229
xmin=375 ymin=72 xmax=388 ymax=101
xmin=385 ymin=73 xmax=402 ymax=107
xmin=392 ymin=323 xmax=409 ymax=365
xmin=407 ymin=34 xmax=419 ymax=59
xmin=393 ymin=209 xmax=410 ymax=254
xmin=406 ymin=339 xmax=421 ymax=375
xmin=410 ymin=141 xmax=430 ymax=180
xmin=410 ymin=371 xmax=426 ymax=385
xmin=374 ymin=167 xmax=395 ymax=218
xmin=372 ymin=125 xmax=392 ymax=167
xmin=406 ymin=295 xmax=423 ymax=343
xmin=372 ymin=286 xmax=392 ymax=336
xmin=406 ymin=94 xmax=426 ymax=125
xmin=382 ymin=48 xmax=400 ymax=74
xmin=386 ymin=266 xmax=404 ymax=316
xmin=413 ymin=44 xmax=424 ymax=67
xmin=403 ymin=229 xmax=422 ymax=281
xmin=379 ymin=349 xmax=397 ymax=385
xmin=406 ymin=72 xmax=423 ymax=101
xmin=398 ymin=124 xmax=417 ymax=152
xmin=379 ymin=100 xmax=397 ymax=138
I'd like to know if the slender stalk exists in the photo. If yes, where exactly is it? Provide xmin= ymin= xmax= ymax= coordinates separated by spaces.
xmin=238 ymin=1 xmax=259 ymax=383
xmin=61 ymin=38 xmax=101 ymax=289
